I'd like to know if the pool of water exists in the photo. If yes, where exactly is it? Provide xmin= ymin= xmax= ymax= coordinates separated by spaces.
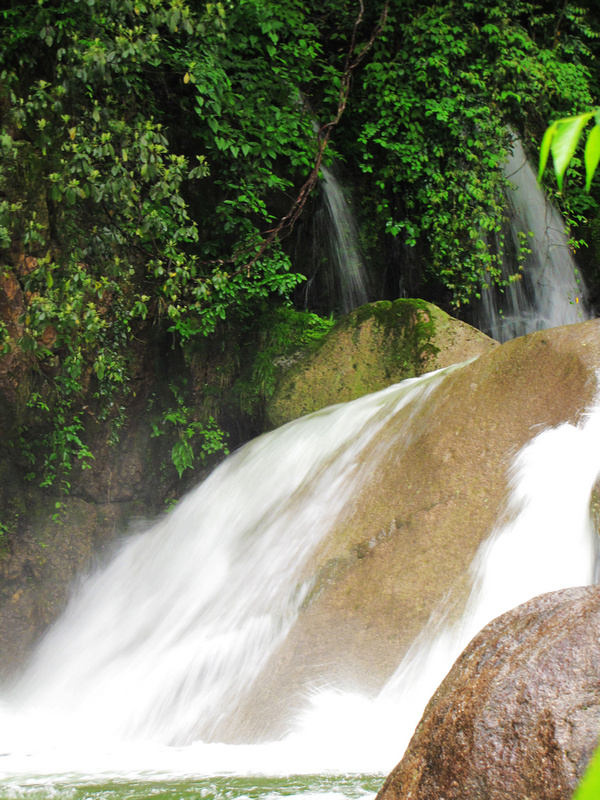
xmin=0 ymin=772 xmax=384 ymax=800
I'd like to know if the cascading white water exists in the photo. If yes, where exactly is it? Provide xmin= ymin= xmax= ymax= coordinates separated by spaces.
xmin=319 ymin=164 xmax=370 ymax=314
xmin=478 ymin=137 xmax=591 ymax=341
xmin=0 ymin=367 xmax=450 ymax=773
xmin=302 ymin=162 xmax=370 ymax=315
xmin=1 ymin=366 xmax=599 ymax=792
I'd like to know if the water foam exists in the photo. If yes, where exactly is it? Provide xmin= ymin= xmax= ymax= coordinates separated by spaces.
xmin=1 ymin=371 xmax=599 ymax=786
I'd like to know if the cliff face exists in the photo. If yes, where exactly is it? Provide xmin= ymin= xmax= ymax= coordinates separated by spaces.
xmin=0 ymin=325 xmax=221 ymax=678
xmin=0 ymin=368 xmax=167 ymax=679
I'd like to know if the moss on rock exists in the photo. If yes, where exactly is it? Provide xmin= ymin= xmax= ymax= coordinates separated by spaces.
xmin=266 ymin=299 xmax=498 ymax=428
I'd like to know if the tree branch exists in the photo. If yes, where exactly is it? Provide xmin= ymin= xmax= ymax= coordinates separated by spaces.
xmin=210 ymin=0 xmax=390 ymax=281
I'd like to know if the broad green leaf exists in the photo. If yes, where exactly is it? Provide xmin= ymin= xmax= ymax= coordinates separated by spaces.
xmin=584 ymin=124 xmax=600 ymax=192
xmin=172 ymin=439 xmax=193 ymax=479
xmin=538 ymin=121 xmax=558 ymax=183
xmin=573 ymin=748 xmax=600 ymax=800
xmin=551 ymin=113 xmax=594 ymax=190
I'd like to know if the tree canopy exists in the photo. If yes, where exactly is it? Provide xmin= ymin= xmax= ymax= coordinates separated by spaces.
xmin=1 ymin=0 xmax=598 ymax=485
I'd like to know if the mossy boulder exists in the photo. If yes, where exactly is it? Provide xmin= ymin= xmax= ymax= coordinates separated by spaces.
xmin=266 ymin=299 xmax=498 ymax=428
xmin=221 ymin=319 xmax=600 ymax=741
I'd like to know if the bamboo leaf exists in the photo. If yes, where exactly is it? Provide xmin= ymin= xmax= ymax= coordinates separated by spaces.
xmin=538 ymin=121 xmax=558 ymax=183
xmin=573 ymin=749 xmax=600 ymax=800
xmin=584 ymin=124 xmax=600 ymax=192
xmin=551 ymin=113 xmax=594 ymax=190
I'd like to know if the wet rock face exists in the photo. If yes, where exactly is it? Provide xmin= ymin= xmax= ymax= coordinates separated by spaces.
xmin=377 ymin=586 xmax=600 ymax=800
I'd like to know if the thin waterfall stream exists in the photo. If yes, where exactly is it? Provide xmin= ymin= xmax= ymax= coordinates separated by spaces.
xmin=319 ymin=163 xmax=370 ymax=314
xmin=1 ymin=358 xmax=600 ymax=799
xmin=477 ymin=136 xmax=591 ymax=341
xmin=301 ymin=160 xmax=370 ymax=315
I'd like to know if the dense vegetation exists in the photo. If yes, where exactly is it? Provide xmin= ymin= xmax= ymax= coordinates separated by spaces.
xmin=0 ymin=0 xmax=599 ymax=493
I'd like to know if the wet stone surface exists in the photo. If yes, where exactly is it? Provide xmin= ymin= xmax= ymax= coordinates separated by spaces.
xmin=377 ymin=585 xmax=600 ymax=800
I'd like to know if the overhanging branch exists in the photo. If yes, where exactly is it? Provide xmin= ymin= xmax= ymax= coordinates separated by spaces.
xmin=210 ymin=0 xmax=390 ymax=280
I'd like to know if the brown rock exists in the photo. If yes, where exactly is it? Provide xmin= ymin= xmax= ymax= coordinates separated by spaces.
xmin=223 ymin=319 xmax=600 ymax=741
xmin=266 ymin=299 xmax=498 ymax=428
xmin=376 ymin=586 xmax=600 ymax=800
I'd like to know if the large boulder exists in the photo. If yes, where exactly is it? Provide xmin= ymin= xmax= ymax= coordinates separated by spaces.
xmin=223 ymin=319 xmax=600 ymax=741
xmin=376 ymin=585 xmax=600 ymax=800
xmin=266 ymin=299 xmax=498 ymax=428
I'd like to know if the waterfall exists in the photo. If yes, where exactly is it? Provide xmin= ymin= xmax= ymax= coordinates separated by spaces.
xmin=302 ymin=163 xmax=369 ymax=314
xmin=477 ymin=137 xmax=591 ymax=341
xmin=0 ymin=364 xmax=599 ymax=788
xmin=320 ymin=164 xmax=370 ymax=313
xmin=368 ymin=392 xmax=600 ymax=761
xmin=303 ymin=134 xmax=589 ymax=335
xmin=0 ymin=368 xmax=449 ymax=767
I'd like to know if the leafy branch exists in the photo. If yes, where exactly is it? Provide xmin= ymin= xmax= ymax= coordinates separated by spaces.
xmin=216 ymin=0 xmax=390 ymax=281
xmin=150 ymin=384 xmax=228 ymax=479
xmin=538 ymin=109 xmax=600 ymax=192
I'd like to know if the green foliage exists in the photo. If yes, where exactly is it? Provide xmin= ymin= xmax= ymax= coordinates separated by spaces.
xmin=235 ymin=306 xmax=335 ymax=416
xmin=0 ymin=0 xmax=332 ymax=486
xmin=0 ymin=0 xmax=321 ymax=349
xmin=2 ymin=0 xmax=598 ymax=324
xmin=539 ymin=109 xmax=600 ymax=191
xmin=0 ymin=520 xmax=9 ymax=554
xmin=574 ymin=747 xmax=600 ymax=800
xmin=18 ymin=389 xmax=94 ymax=495
xmin=331 ymin=0 xmax=599 ymax=306
xmin=151 ymin=383 xmax=228 ymax=479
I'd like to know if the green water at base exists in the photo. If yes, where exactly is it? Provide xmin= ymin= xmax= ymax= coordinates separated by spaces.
xmin=0 ymin=773 xmax=384 ymax=800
